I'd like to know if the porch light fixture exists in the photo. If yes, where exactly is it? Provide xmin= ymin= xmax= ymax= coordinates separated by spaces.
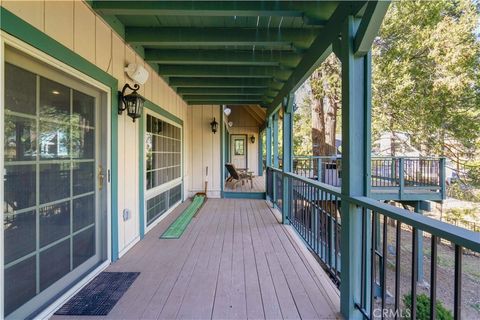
xmin=210 ymin=117 xmax=218 ymax=134
xmin=224 ymin=107 xmax=231 ymax=116
xmin=118 ymin=83 xmax=145 ymax=122
xmin=250 ymin=135 xmax=255 ymax=144
xmin=228 ymin=121 xmax=233 ymax=127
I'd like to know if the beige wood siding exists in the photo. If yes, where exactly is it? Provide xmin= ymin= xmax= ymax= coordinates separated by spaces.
xmin=186 ymin=105 xmax=221 ymax=198
xmin=0 ymin=0 xmax=190 ymax=250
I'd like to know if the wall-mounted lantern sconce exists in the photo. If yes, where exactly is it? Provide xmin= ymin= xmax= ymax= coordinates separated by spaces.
xmin=210 ymin=117 xmax=218 ymax=134
xmin=118 ymin=83 xmax=145 ymax=122
xmin=250 ymin=135 xmax=256 ymax=144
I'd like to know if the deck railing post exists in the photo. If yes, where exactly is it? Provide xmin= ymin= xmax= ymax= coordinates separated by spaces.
xmin=399 ymin=158 xmax=405 ymax=200
xmin=339 ymin=15 xmax=371 ymax=319
xmin=282 ymin=94 xmax=294 ymax=224
xmin=439 ymin=157 xmax=446 ymax=199
xmin=258 ymin=129 xmax=263 ymax=176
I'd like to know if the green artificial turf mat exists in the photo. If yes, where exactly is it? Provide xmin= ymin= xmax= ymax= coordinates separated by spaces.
xmin=160 ymin=195 xmax=205 ymax=239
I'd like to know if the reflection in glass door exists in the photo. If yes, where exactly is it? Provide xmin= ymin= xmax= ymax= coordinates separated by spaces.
xmin=3 ymin=57 xmax=102 ymax=318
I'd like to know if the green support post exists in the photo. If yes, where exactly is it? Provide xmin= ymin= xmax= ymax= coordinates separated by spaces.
xmin=339 ymin=16 xmax=372 ymax=319
xmin=282 ymin=94 xmax=294 ymax=224
xmin=258 ymin=129 xmax=264 ymax=176
xmin=266 ymin=117 xmax=272 ymax=200
xmin=272 ymin=112 xmax=279 ymax=168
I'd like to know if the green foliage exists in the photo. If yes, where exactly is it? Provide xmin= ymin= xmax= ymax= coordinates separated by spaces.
xmin=447 ymin=181 xmax=480 ymax=202
xmin=445 ymin=207 xmax=477 ymax=220
xmin=403 ymin=293 xmax=453 ymax=320
xmin=372 ymin=0 xmax=480 ymax=160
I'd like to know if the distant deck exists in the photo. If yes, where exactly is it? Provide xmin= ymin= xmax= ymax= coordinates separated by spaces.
xmin=224 ymin=175 xmax=266 ymax=193
xmin=52 ymin=199 xmax=339 ymax=320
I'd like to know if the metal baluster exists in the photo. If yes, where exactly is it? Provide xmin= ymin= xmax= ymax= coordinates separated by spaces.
xmin=411 ymin=228 xmax=418 ymax=319
xmin=395 ymin=221 xmax=401 ymax=320
xmin=370 ymin=211 xmax=377 ymax=319
xmin=454 ymin=245 xmax=462 ymax=320
xmin=430 ymin=235 xmax=437 ymax=320
xmin=361 ymin=208 xmax=367 ymax=310
xmin=381 ymin=216 xmax=388 ymax=319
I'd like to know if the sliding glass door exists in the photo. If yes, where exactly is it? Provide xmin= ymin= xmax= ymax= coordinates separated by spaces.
xmin=3 ymin=47 xmax=106 ymax=319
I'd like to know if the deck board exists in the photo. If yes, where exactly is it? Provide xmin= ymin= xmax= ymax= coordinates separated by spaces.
xmin=52 ymin=199 xmax=339 ymax=320
xmin=224 ymin=175 xmax=265 ymax=192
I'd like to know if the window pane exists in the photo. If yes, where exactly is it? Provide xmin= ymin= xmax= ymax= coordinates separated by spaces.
xmin=4 ymin=256 xmax=37 ymax=316
xmin=4 ymin=210 xmax=36 ymax=264
xmin=40 ymin=77 xmax=70 ymax=123
xmin=73 ymin=227 xmax=95 ymax=268
xmin=39 ymin=120 xmax=70 ymax=159
xmin=72 ymin=125 xmax=95 ymax=159
xmin=39 ymin=201 xmax=70 ymax=247
xmin=4 ymin=165 xmax=36 ymax=211
xmin=5 ymin=63 xmax=36 ymax=115
xmin=5 ymin=115 xmax=37 ymax=162
xmin=73 ymin=194 xmax=95 ymax=231
xmin=72 ymin=90 xmax=95 ymax=127
xmin=40 ymin=239 xmax=70 ymax=291
xmin=73 ymin=162 xmax=94 ymax=195
xmin=39 ymin=163 xmax=70 ymax=204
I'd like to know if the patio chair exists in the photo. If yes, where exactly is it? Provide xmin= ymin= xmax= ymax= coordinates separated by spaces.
xmin=225 ymin=163 xmax=253 ymax=189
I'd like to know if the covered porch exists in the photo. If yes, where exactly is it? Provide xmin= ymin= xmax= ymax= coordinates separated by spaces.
xmin=1 ymin=0 xmax=479 ymax=319
xmin=53 ymin=198 xmax=339 ymax=320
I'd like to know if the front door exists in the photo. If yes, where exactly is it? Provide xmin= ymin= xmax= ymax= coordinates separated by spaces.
xmin=3 ymin=47 xmax=107 ymax=319
xmin=231 ymin=135 xmax=247 ymax=169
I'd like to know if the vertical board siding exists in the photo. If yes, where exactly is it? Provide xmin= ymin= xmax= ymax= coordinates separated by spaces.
xmin=0 ymin=1 xmax=190 ymax=255
xmin=187 ymin=105 xmax=222 ymax=198
xmin=74 ymin=1 xmax=95 ymax=63
xmin=44 ymin=0 xmax=74 ymax=50
xmin=95 ymin=16 xmax=112 ymax=74
xmin=2 ymin=0 xmax=44 ymax=32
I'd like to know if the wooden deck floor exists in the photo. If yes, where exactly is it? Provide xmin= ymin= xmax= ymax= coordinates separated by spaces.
xmin=52 ymin=199 xmax=339 ymax=320
xmin=224 ymin=175 xmax=266 ymax=192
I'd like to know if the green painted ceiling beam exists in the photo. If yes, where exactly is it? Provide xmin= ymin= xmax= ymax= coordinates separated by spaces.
xmin=145 ymin=49 xmax=301 ymax=68
xmin=176 ymin=87 xmax=273 ymax=95
xmin=183 ymin=95 xmax=267 ymax=101
xmin=125 ymin=27 xmax=317 ymax=50
xmin=268 ymin=1 xmax=366 ymax=113
xmin=187 ymin=101 xmax=263 ymax=106
xmin=169 ymin=77 xmax=272 ymax=88
xmin=92 ymin=1 xmax=337 ymax=22
xmin=354 ymin=1 xmax=391 ymax=56
xmin=158 ymin=65 xmax=292 ymax=80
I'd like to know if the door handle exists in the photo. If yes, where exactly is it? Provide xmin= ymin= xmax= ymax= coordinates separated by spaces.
xmin=98 ymin=165 xmax=105 ymax=191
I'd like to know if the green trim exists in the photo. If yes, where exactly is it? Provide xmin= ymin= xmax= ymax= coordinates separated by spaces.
xmin=0 ymin=7 xmax=120 ymax=261
xmin=138 ymin=113 xmax=145 ymax=239
xmin=220 ymin=106 xmax=225 ymax=197
xmin=143 ymin=100 xmax=183 ymax=126
xmin=223 ymin=192 xmax=266 ymax=200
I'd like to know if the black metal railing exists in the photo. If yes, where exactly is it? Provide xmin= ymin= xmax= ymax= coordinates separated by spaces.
xmin=267 ymin=166 xmax=480 ymax=319
xmin=293 ymin=156 xmax=446 ymax=200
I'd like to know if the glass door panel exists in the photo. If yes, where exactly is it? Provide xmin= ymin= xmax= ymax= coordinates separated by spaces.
xmin=3 ymin=60 xmax=101 ymax=318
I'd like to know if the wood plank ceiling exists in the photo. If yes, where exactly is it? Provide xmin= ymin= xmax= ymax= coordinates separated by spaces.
xmin=91 ymin=1 xmax=368 ymax=108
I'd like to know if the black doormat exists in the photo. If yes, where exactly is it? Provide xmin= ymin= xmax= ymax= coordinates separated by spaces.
xmin=55 ymin=272 xmax=140 ymax=316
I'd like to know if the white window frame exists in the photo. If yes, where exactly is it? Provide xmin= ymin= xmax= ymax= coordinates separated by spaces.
xmin=143 ymin=108 xmax=183 ymax=233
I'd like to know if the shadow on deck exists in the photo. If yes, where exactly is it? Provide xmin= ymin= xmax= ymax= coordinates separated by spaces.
xmin=52 ymin=199 xmax=339 ymax=320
